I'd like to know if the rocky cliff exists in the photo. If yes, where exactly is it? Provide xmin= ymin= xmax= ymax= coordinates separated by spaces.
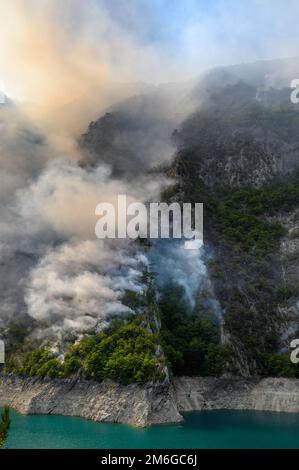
xmin=0 ymin=374 xmax=182 ymax=427
xmin=1 ymin=374 xmax=299 ymax=427
xmin=76 ymin=61 xmax=299 ymax=378
xmin=173 ymin=376 xmax=299 ymax=413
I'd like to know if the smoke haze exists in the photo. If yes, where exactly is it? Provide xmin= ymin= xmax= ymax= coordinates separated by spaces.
xmin=1 ymin=0 xmax=299 ymax=341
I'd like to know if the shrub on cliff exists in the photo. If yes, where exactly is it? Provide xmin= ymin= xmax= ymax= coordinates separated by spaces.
xmin=0 ymin=407 xmax=10 ymax=448
xmin=158 ymin=285 xmax=229 ymax=376
xmin=17 ymin=347 xmax=64 ymax=378
xmin=7 ymin=319 xmax=166 ymax=385
xmin=82 ymin=322 xmax=165 ymax=384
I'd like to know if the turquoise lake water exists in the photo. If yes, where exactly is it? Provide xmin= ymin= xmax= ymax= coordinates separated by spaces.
xmin=3 ymin=409 xmax=299 ymax=449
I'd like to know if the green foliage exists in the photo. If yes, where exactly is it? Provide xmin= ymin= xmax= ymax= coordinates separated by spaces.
xmin=83 ymin=322 xmax=164 ymax=384
xmin=0 ymin=407 xmax=10 ymax=448
xmin=16 ymin=347 xmax=64 ymax=379
xmin=210 ymin=176 xmax=299 ymax=373
xmin=175 ymin=167 xmax=299 ymax=374
xmin=63 ymin=355 xmax=81 ymax=375
xmin=275 ymin=286 xmax=299 ymax=302
xmin=8 ymin=319 xmax=165 ymax=385
xmin=159 ymin=286 xmax=229 ymax=376
xmin=261 ymin=353 xmax=299 ymax=378
xmin=216 ymin=202 xmax=285 ymax=254
xmin=178 ymin=161 xmax=299 ymax=255
xmin=212 ymin=173 xmax=299 ymax=254
xmin=221 ymin=176 xmax=299 ymax=216
xmin=6 ymin=322 xmax=28 ymax=346
xmin=161 ymin=183 xmax=181 ymax=202
xmin=122 ymin=289 xmax=145 ymax=311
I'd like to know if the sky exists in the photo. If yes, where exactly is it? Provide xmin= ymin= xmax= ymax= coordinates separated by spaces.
xmin=1 ymin=0 xmax=299 ymax=103
xmin=99 ymin=0 xmax=299 ymax=75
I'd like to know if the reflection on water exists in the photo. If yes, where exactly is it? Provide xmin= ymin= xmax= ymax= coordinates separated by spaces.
xmin=3 ymin=409 xmax=299 ymax=449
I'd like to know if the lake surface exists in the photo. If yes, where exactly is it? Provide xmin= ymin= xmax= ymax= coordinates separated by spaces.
xmin=3 ymin=409 xmax=299 ymax=449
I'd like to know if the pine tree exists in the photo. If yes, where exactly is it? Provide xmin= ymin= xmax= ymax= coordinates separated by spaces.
xmin=0 ymin=407 xmax=10 ymax=448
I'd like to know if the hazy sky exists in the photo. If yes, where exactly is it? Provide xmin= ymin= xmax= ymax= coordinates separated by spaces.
xmin=1 ymin=0 xmax=299 ymax=103
xmin=99 ymin=0 xmax=299 ymax=73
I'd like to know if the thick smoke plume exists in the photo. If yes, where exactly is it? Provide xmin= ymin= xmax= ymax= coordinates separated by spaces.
xmin=0 ymin=0 xmax=183 ymax=158
xmin=25 ymin=239 xmax=147 ymax=340
xmin=3 ymin=0 xmax=295 ymax=343
xmin=0 ymin=141 xmax=166 ymax=339
xmin=0 ymin=1 xmax=179 ymax=340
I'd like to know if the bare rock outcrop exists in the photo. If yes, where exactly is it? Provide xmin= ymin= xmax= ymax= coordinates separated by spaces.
xmin=173 ymin=376 xmax=299 ymax=413
xmin=0 ymin=374 xmax=182 ymax=427
xmin=1 ymin=374 xmax=299 ymax=427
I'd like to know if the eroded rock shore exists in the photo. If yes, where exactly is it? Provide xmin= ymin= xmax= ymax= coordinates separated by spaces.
xmin=0 ymin=374 xmax=298 ymax=427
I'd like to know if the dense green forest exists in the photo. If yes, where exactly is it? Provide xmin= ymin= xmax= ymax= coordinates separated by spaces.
xmin=172 ymin=152 xmax=299 ymax=376
xmin=4 ymin=165 xmax=299 ymax=383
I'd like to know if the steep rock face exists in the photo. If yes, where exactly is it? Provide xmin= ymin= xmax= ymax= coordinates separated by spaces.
xmin=1 ymin=374 xmax=299 ymax=426
xmin=65 ymin=61 xmax=299 ymax=379
xmin=276 ymin=208 xmax=299 ymax=348
xmin=0 ymin=374 xmax=182 ymax=427
xmin=194 ymin=57 xmax=299 ymax=110
xmin=169 ymin=75 xmax=299 ymax=376
xmin=173 ymin=376 xmax=299 ymax=413
xmin=173 ymin=82 xmax=299 ymax=191
xmin=79 ymin=93 xmax=178 ymax=177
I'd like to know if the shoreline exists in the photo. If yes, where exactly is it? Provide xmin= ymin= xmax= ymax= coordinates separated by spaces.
xmin=1 ymin=374 xmax=299 ymax=427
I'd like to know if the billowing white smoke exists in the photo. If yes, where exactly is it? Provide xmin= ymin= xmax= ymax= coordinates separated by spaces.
xmin=0 ymin=0 xmax=200 ymax=344
xmin=16 ymin=158 xmax=143 ymax=241
xmin=149 ymin=240 xmax=207 ymax=308
xmin=17 ymin=158 xmax=165 ymax=339
xmin=150 ymin=239 xmax=222 ymax=317
xmin=0 ymin=127 xmax=166 ymax=339
xmin=0 ymin=96 xmax=216 ymax=342
xmin=25 ymin=239 xmax=147 ymax=340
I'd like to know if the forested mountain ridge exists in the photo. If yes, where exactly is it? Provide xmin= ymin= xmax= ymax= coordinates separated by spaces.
xmin=3 ymin=58 xmax=299 ymax=380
